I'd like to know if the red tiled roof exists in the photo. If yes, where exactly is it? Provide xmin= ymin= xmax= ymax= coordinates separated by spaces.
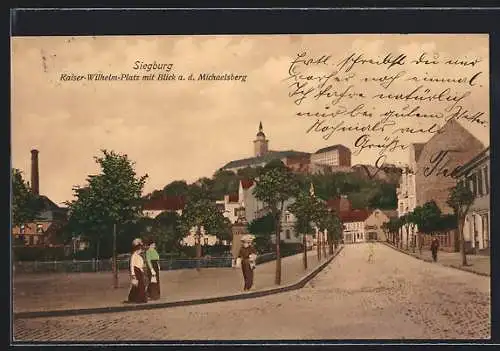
xmin=241 ymin=179 xmax=254 ymax=189
xmin=339 ymin=209 xmax=371 ymax=223
xmin=143 ymin=196 xmax=185 ymax=211
xmin=228 ymin=194 xmax=239 ymax=203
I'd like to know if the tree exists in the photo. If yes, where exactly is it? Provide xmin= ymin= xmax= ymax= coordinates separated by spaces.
xmin=288 ymin=190 xmax=320 ymax=270
xmin=211 ymin=170 xmax=239 ymax=200
xmin=178 ymin=197 xmax=228 ymax=268
xmin=237 ymin=166 xmax=263 ymax=180
xmin=383 ymin=217 xmax=402 ymax=245
xmin=150 ymin=211 xmax=183 ymax=253
xmin=163 ymin=180 xmax=189 ymax=197
xmin=369 ymin=183 xmax=398 ymax=210
xmin=447 ymin=182 xmax=474 ymax=266
xmin=11 ymin=168 xmax=42 ymax=227
xmin=65 ymin=150 xmax=148 ymax=259
xmin=410 ymin=201 xmax=442 ymax=254
xmin=247 ymin=213 xmax=276 ymax=252
xmin=312 ymin=200 xmax=330 ymax=260
xmin=253 ymin=160 xmax=299 ymax=285
xmin=319 ymin=209 xmax=342 ymax=255
xmin=417 ymin=201 xmax=442 ymax=234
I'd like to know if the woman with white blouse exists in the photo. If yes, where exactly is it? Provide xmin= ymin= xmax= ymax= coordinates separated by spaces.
xmin=127 ymin=238 xmax=148 ymax=303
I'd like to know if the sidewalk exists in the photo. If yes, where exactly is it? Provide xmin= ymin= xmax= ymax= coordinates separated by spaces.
xmin=385 ymin=243 xmax=490 ymax=277
xmin=13 ymin=250 xmax=333 ymax=314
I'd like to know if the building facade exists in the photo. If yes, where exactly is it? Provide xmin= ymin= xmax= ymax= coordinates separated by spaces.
xmin=340 ymin=209 xmax=371 ymax=244
xmin=456 ymin=147 xmax=490 ymax=253
xmin=397 ymin=119 xmax=485 ymax=250
xmin=364 ymin=209 xmax=390 ymax=242
xmin=12 ymin=149 xmax=68 ymax=247
xmin=235 ymin=179 xmax=302 ymax=244
xmin=414 ymin=119 xmax=484 ymax=214
xmin=311 ymin=144 xmax=351 ymax=167
xmin=180 ymin=226 xmax=220 ymax=247
xmin=215 ymin=194 xmax=241 ymax=224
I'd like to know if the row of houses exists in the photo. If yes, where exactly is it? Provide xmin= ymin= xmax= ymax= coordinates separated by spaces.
xmin=12 ymin=148 xmax=395 ymax=252
xmin=214 ymin=178 xmax=394 ymax=245
xmin=396 ymin=119 xmax=490 ymax=253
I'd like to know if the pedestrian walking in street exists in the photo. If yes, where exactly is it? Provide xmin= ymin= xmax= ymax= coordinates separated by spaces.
xmin=145 ymin=238 xmax=161 ymax=300
xmin=430 ymin=237 xmax=440 ymax=262
xmin=127 ymin=238 xmax=148 ymax=303
xmin=238 ymin=235 xmax=257 ymax=291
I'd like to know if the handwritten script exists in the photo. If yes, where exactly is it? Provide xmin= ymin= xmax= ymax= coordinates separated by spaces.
xmin=285 ymin=49 xmax=488 ymax=164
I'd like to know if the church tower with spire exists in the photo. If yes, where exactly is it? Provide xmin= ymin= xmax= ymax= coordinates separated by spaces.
xmin=253 ymin=121 xmax=269 ymax=157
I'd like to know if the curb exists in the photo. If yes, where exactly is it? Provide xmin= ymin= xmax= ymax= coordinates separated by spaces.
xmin=14 ymin=246 xmax=343 ymax=320
xmin=383 ymin=242 xmax=490 ymax=277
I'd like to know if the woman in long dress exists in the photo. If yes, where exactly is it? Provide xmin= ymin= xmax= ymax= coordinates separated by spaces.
xmin=146 ymin=239 xmax=161 ymax=300
xmin=127 ymin=238 xmax=148 ymax=303
xmin=238 ymin=235 xmax=257 ymax=291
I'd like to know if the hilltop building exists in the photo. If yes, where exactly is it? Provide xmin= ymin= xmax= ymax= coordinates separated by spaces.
xmin=220 ymin=122 xmax=352 ymax=175
xmin=311 ymin=144 xmax=351 ymax=167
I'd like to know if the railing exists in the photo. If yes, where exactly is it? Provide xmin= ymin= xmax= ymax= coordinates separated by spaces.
xmin=13 ymin=250 xmax=303 ymax=274
xmin=13 ymin=257 xmax=233 ymax=274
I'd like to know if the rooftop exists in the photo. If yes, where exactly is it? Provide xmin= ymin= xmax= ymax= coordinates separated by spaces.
xmin=339 ymin=209 xmax=371 ymax=223
xmin=143 ymin=196 xmax=186 ymax=211
xmin=241 ymin=179 xmax=255 ymax=190
xmin=315 ymin=144 xmax=351 ymax=154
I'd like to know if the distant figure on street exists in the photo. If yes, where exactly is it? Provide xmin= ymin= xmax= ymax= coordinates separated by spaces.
xmin=127 ymin=238 xmax=148 ymax=303
xmin=146 ymin=238 xmax=161 ymax=300
xmin=367 ymin=242 xmax=375 ymax=263
xmin=430 ymin=237 xmax=440 ymax=262
xmin=238 ymin=235 xmax=257 ymax=291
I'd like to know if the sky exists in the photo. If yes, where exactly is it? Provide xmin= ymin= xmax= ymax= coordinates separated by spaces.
xmin=11 ymin=34 xmax=489 ymax=205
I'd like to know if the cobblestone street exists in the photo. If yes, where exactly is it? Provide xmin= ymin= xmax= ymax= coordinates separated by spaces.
xmin=13 ymin=243 xmax=490 ymax=341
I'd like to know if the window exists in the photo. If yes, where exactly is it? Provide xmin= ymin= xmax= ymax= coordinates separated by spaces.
xmin=484 ymin=167 xmax=489 ymax=194
xmin=285 ymin=230 xmax=291 ymax=239
xmin=20 ymin=224 xmax=25 ymax=234
xmin=36 ymin=224 xmax=43 ymax=234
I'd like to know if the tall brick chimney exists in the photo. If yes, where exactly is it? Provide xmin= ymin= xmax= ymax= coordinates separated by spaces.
xmin=31 ymin=149 xmax=39 ymax=195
